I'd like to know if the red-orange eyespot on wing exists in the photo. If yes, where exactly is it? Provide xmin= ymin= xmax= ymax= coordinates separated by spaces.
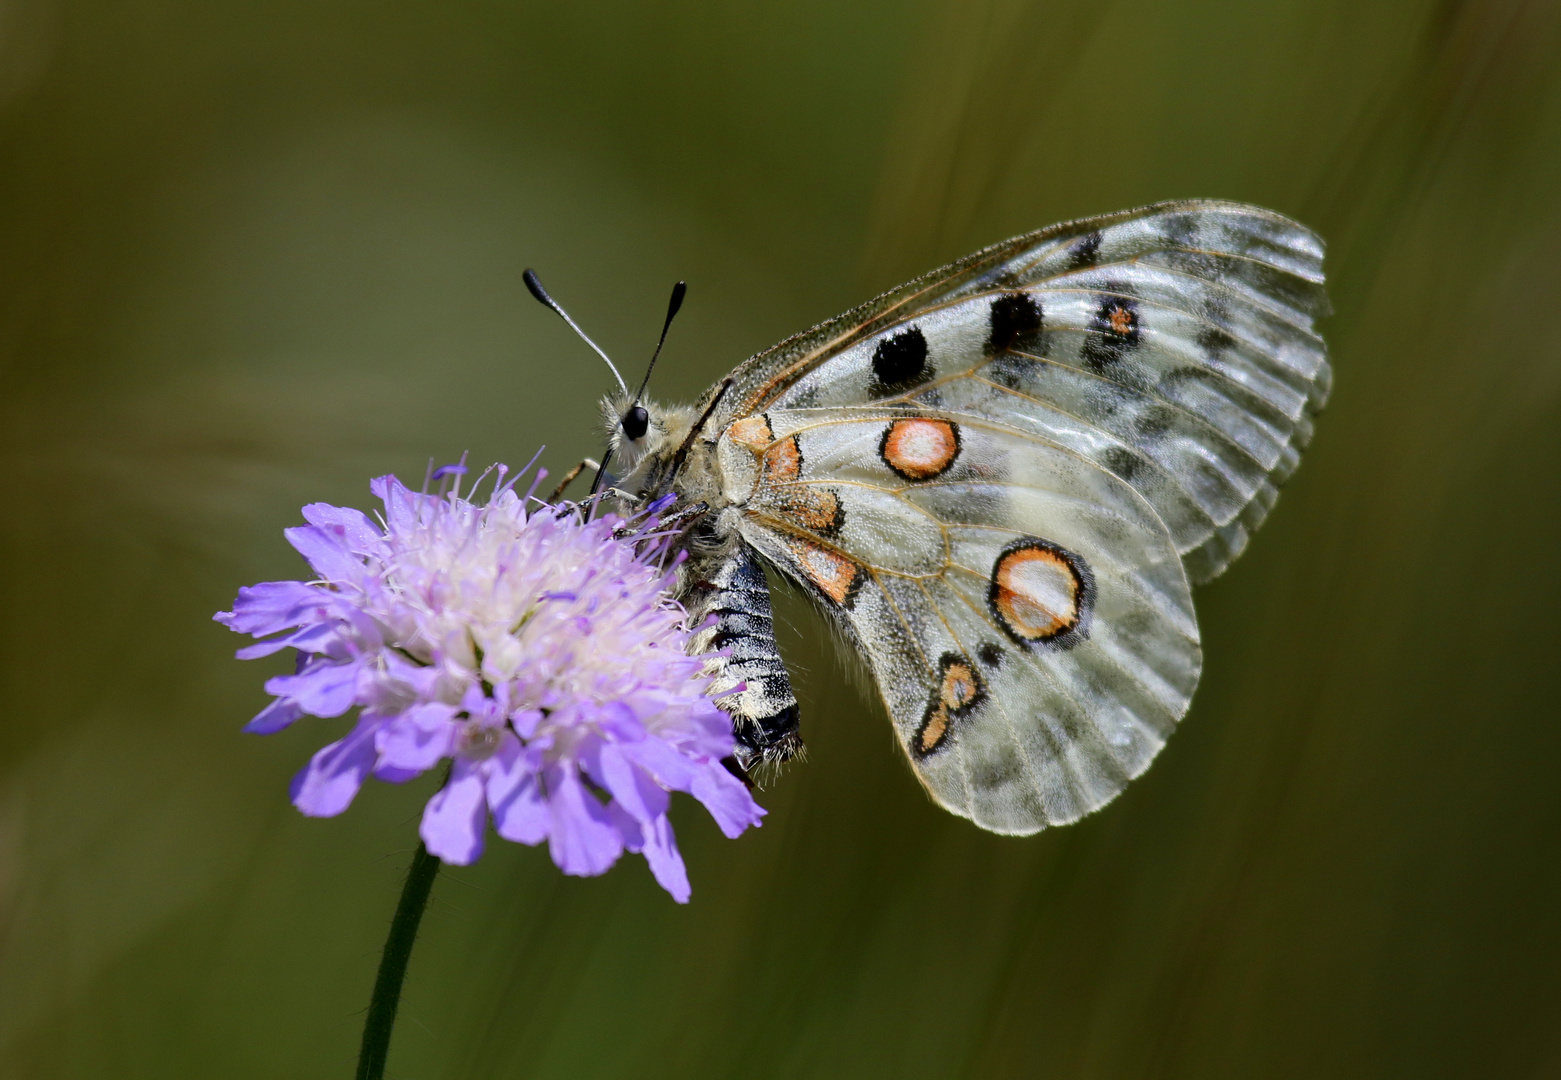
xmin=786 ymin=537 xmax=862 ymax=607
xmin=987 ymin=538 xmax=1095 ymax=648
xmin=914 ymin=653 xmax=986 ymax=756
xmin=879 ymin=418 xmax=960 ymax=481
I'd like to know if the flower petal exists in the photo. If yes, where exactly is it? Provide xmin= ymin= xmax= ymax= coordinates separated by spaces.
xmin=300 ymin=503 xmax=383 ymax=552
xmin=235 ymin=622 xmax=339 ymax=661
xmin=594 ymin=700 xmax=646 ymax=742
xmin=420 ymin=759 xmax=488 ymax=864
xmin=487 ymin=734 xmax=548 ymax=845
xmin=688 ymin=761 xmax=766 ymax=838
xmin=215 ymin=580 xmax=323 ymax=635
xmin=639 ymin=814 xmax=691 ymax=903
xmin=381 ymin=652 xmax=440 ymax=696
xmin=459 ymin=682 xmax=498 ymax=719
xmin=336 ymin=605 xmax=385 ymax=650
xmin=647 ymin=702 xmax=734 ymax=758
xmin=546 ymin=765 xmax=623 ymax=877
xmin=510 ymin=709 xmax=543 ymax=739
xmin=375 ymin=702 xmax=457 ymax=772
xmin=290 ymin=716 xmax=379 ymax=816
xmin=244 ymin=697 xmax=304 ymax=734
xmin=265 ymin=658 xmax=362 ymax=718
xmin=479 ymin=634 xmax=524 ymax=684
xmin=582 ymin=741 xmax=669 ymax=824
xmin=371 ymin=474 xmax=420 ymax=535
xmin=284 ymin=524 xmax=362 ymax=583
xmin=606 ymin=801 xmax=644 ymax=853
xmin=617 ymin=736 xmax=701 ymax=793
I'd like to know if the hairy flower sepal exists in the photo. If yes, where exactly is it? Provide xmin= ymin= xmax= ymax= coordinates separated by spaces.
xmin=216 ymin=467 xmax=764 ymax=902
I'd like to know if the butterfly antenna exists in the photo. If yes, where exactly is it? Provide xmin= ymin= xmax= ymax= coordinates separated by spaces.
xmin=588 ymin=280 xmax=687 ymax=502
xmin=631 ymin=280 xmax=686 ymax=404
xmin=523 ymin=268 xmax=628 ymax=395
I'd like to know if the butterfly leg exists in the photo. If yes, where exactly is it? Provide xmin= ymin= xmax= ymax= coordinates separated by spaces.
xmin=546 ymin=458 xmax=601 ymax=502
xmin=685 ymin=546 xmax=802 ymax=778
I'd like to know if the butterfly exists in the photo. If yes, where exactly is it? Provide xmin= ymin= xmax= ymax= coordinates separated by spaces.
xmin=533 ymin=199 xmax=1329 ymax=835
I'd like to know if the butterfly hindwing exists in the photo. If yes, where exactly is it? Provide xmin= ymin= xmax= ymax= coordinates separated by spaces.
xmin=724 ymin=409 xmax=1200 ymax=833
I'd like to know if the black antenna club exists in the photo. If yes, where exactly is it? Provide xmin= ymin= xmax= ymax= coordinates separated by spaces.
xmin=521 ymin=268 xmax=628 ymax=395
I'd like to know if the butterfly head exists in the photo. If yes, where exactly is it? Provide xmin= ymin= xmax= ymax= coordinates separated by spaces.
xmin=522 ymin=270 xmax=701 ymax=503
xmin=603 ymin=392 xmax=697 ymax=476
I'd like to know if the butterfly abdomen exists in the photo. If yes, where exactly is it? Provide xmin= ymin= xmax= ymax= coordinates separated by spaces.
xmin=684 ymin=546 xmax=802 ymax=773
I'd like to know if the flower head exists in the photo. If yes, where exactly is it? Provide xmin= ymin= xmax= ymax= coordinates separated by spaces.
xmin=215 ymin=462 xmax=764 ymax=902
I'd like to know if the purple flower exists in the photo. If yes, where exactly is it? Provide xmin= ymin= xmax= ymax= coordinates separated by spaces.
xmin=215 ymin=463 xmax=764 ymax=902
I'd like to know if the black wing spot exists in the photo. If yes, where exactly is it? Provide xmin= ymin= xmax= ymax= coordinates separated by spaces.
xmin=1197 ymin=322 xmax=1237 ymax=358
xmin=1134 ymin=404 xmax=1175 ymax=440
xmin=986 ymin=292 xmax=1043 ymax=356
xmin=1084 ymin=377 xmax=1138 ymax=418
xmin=976 ymin=642 xmax=1006 ymax=668
xmin=1100 ymin=445 xmax=1144 ymax=483
xmin=1165 ymin=248 xmax=1222 ymax=278
xmin=1080 ymin=293 xmax=1141 ymax=370
xmin=984 ymin=353 xmax=1030 ymax=390
xmin=1197 ymin=293 xmax=1237 ymax=359
xmin=1067 ymin=229 xmax=1102 ymax=270
xmin=1160 ymin=212 xmax=1199 ymax=249
xmin=962 ymin=753 xmax=1028 ymax=796
xmin=871 ymin=326 xmax=930 ymax=391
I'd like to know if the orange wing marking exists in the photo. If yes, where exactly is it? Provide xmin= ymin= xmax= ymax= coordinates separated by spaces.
xmin=914 ymin=653 xmax=985 ymax=756
xmin=726 ymin=415 xmax=773 ymax=453
xmin=879 ymin=418 xmax=960 ymax=481
xmin=987 ymin=538 xmax=1095 ymax=648
xmin=785 ymin=537 xmax=862 ymax=607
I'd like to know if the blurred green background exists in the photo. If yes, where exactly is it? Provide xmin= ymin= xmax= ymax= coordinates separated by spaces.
xmin=2 ymin=0 xmax=1560 ymax=1076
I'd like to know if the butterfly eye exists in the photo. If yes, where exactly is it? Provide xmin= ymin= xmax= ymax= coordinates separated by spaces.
xmin=621 ymin=405 xmax=650 ymax=440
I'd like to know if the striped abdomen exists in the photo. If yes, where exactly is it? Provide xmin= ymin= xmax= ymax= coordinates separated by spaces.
xmin=684 ymin=545 xmax=801 ymax=772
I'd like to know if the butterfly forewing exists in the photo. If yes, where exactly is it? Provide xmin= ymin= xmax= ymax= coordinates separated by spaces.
xmin=720 ymin=200 xmax=1329 ymax=585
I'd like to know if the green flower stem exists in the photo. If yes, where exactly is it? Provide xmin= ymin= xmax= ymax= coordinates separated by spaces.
xmin=354 ymin=842 xmax=442 ymax=1080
